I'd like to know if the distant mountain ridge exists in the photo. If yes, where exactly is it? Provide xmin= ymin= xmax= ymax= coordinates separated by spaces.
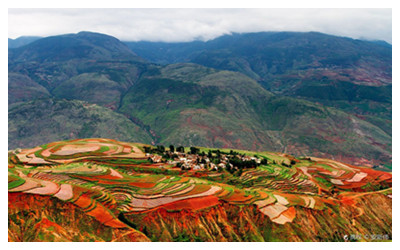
xmin=125 ymin=31 xmax=392 ymax=140
xmin=9 ymin=31 xmax=149 ymax=107
xmin=8 ymin=31 xmax=392 ymax=168
xmin=124 ymin=31 xmax=391 ymax=86
xmin=8 ymin=36 xmax=42 ymax=48
xmin=9 ymin=31 xmax=145 ymax=63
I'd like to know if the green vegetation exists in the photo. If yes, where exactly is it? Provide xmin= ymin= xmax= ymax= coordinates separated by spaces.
xmin=8 ymin=99 xmax=152 ymax=149
xmin=8 ymin=31 xmax=392 ymax=167
xmin=8 ymin=174 xmax=25 ymax=189
xmin=52 ymin=73 xmax=125 ymax=107
xmin=118 ymin=64 xmax=391 ymax=165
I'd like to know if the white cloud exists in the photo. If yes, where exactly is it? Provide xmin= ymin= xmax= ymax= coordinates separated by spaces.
xmin=8 ymin=8 xmax=392 ymax=43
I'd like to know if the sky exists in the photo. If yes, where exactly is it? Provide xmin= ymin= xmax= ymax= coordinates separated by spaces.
xmin=8 ymin=8 xmax=392 ymax=43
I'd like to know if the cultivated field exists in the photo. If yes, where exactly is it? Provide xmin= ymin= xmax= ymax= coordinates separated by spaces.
xmin=8 ymin=138 xmax=392 ymax=242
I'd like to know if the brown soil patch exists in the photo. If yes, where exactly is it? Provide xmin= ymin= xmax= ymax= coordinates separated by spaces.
xmin=259 ymin=203 xmax=288 ymax=219
xmin=73 ymin=194 xmax=93 ymax=209
xmin=280 ymin=206 xmax=296 ymax=221
xmin=170 ymin=185 xmax=195 ymax=196
xmin=255 ymin=196 xmax=276 ymax=208
xmin=161 ymin=195 xmax=220 ymax=211
xmin=52 ymin=144 xmax=100 ymax=156
xmin=222 ymin=189 xmax=253 ymax=203
xmin=86 ymin=203 xmax=126 ymax=228
xmin=9 ymin=178 xmax=40 ymax=192
xmin=24 ymin=180 xmax=60 ymax=195
xmin=54 ymin=184 xmax=73 ymax=201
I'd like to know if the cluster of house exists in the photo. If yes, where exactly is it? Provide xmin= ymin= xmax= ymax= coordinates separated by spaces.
xmin=146 ymin=151 xmax=262 ymax=171
xmin=147 ymin=154 xmax=163 ymax=163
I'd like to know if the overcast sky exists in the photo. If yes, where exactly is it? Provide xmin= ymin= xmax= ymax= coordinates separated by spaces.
xmin=8 ymin=8 xmax=392 ymax=43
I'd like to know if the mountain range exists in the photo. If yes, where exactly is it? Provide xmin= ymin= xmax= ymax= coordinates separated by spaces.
xmin=8 ymin=31 xmax=392 ymax=168
xmin=124 ymin=32 xmax=392 ymax=135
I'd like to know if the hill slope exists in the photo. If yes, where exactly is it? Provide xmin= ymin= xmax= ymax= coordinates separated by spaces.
xmin=125 ymin=32 xmax=392 ymax=134
xmin=8 ymin=139 xmax=392 ymax=242
xmin=8 ymin=99 xmax=152 ymax=149
xmin=119 ymin=63 xmax=391 ymax=166
xmin=9 ymin=31 xmax=149 ymax=109
xmin=8 ymin=72 xmax=51 ymax=105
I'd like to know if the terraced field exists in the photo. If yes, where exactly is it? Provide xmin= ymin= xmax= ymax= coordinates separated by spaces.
xmin=8 ymin=138 xmax=392 ymax=242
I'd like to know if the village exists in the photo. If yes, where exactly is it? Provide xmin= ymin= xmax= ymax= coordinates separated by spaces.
xmin=144 ymin=145 xmax=268 ymax=172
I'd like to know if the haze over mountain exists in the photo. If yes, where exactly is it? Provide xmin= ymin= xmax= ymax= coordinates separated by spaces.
xmin=8 ymin=31 xmax=392 ymax=168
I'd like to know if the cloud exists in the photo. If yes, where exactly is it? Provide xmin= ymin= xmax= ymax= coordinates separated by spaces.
xmin=8 ymin=8 xmax=392 ymax=43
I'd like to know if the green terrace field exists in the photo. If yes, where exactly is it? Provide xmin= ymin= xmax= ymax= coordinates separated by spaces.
xmin=8 ymin=138 xmax=392 ymax=242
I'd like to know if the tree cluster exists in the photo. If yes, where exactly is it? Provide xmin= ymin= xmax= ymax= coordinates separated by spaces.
xmin=143 ymin=145 xmax=166 ymax=154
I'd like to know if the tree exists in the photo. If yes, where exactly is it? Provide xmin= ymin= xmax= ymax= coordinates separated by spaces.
xmin=162 ymin=153 xmax=169 ymax=160
xmin=261 ymin=158 xmax=268 ymax=165
xmin=169 ymin=145 xmax=175 ymax=152
xmin=213 ymin=158 xmax=221 ymax=164
xmin=235 ymin=168 xmax=243 ymax=177
xmin=143 ymin=146 xmax=151 ymax=153
xmin=177 ymin=146 xmax=185 ymax=153
xmin=190 ymin=147 xmax=199 ymax=155
xmin=156 ymin=145 xmax=165 ymax=153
